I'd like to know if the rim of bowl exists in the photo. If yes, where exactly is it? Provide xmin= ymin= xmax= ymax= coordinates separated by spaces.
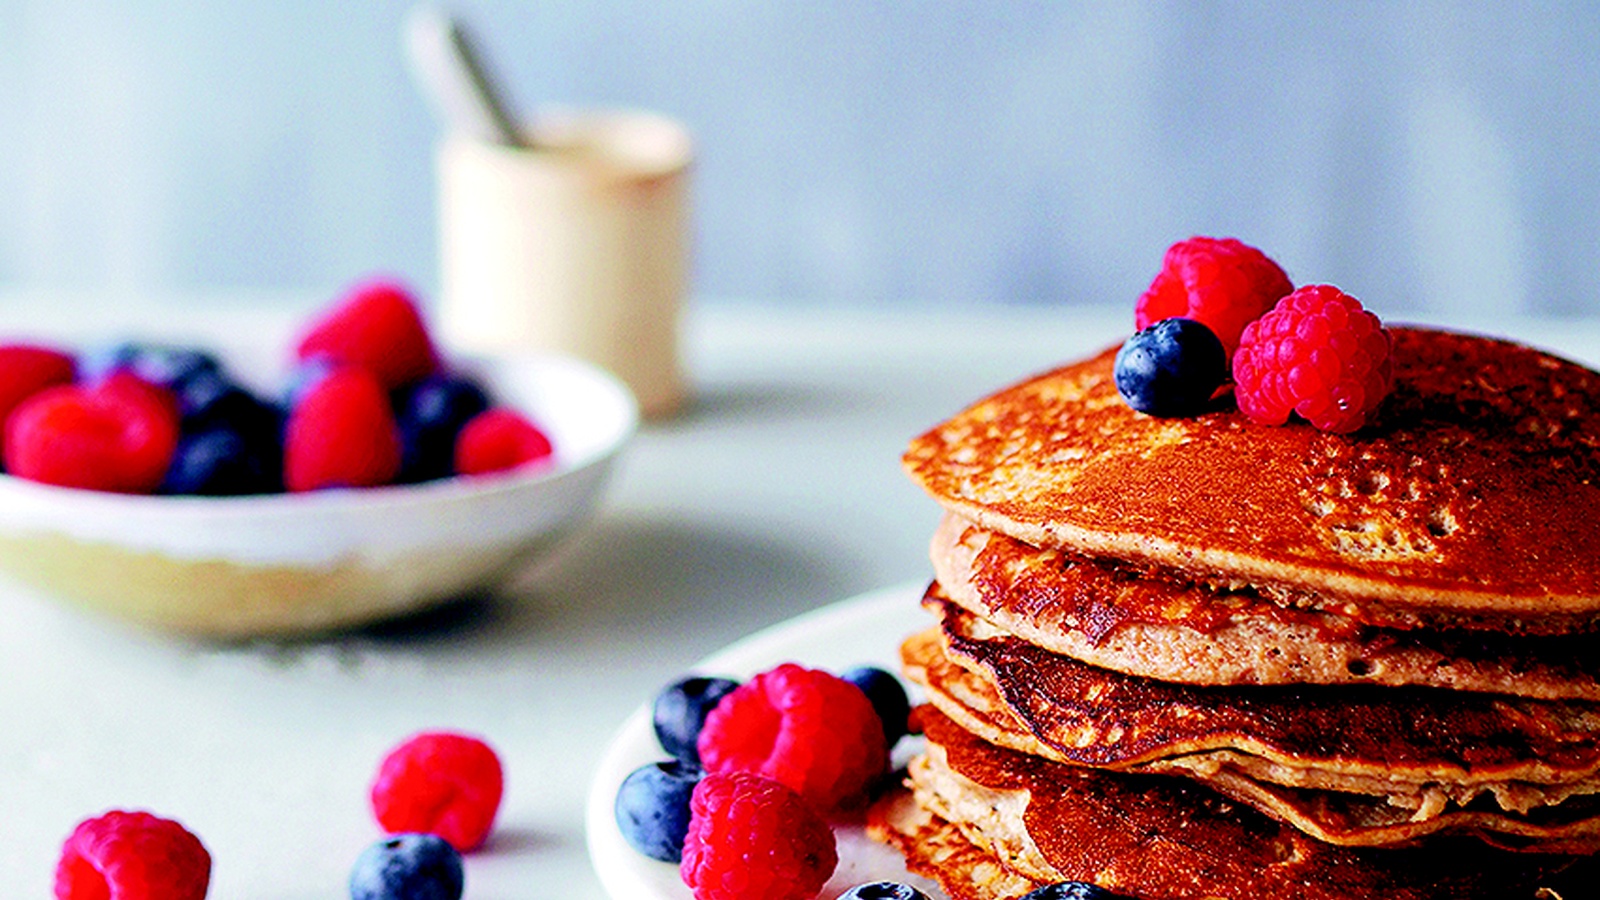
xmin=0 ymin=352 xmax=639 ymax=526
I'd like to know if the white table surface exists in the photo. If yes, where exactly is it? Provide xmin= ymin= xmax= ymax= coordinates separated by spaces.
xmin=2 ymin=298 xmax=1599 ymax=898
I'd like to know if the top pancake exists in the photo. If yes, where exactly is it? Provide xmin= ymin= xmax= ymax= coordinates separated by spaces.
xmin=931 ymin=513 xmax=1600 ymax=694
xmin=904 ymin=327 xmax=1600 ymax=626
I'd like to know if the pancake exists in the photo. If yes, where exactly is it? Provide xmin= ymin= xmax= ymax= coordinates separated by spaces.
xmin=932 ymin=513 xmax=1600 ymax=700
xmin=867 ymin=706 xmax=1593 ymax=900
xmin=903 ymin=328 xmax=1600 ymax=632
xmin=904 ymin=623 xmax=1600 ymax=852
xmin=867 ymin=788 xmax=1042 ymax=900
xmin=925 ymin=593 xmax=1600 ymax=794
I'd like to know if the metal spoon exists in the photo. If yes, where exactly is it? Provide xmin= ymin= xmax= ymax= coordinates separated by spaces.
xmin=404 ymin=6 xmax=527 ymax=148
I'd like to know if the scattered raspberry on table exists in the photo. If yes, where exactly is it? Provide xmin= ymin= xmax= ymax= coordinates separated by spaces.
xmin=370 ymin=731 xmax=504 ymax=853
xmin=54 ymin=809 xmax=211 ymax=900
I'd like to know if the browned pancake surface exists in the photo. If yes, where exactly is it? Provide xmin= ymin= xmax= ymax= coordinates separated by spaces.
xmin=883 ymin=706 xmax=1594 ymax=900
xmin=933 ymin=514 xmax=1600 ymax=699
xmin=926 ymin=593 xmax=1600 ymax=785
xmin=904 ymin=328 xmax=1600 ymax=628
xmin=904 ymin=621 xmax=1600 ymax=851
xmin=866 ymin=787 xmax=1041 ymax=900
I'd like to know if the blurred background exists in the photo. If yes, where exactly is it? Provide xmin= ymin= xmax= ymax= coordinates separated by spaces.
xmin=1 ymin=1 xmax=1597 ymax=316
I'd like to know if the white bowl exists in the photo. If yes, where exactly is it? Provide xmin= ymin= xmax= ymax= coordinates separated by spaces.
xmin=0 ymin=353 xmax=636 ymax=638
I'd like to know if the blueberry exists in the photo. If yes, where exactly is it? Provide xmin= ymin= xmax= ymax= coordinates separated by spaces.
xmin=840 ymin=665 xmax=912 ymax=748
xmin=160 ymin=425 xmax=283 ymax=496
xmin=1113 ymin=317 xmax=1227 ymax=417
xmin=348 ymin=833 xmax=464 ymax=900
xmin=838 ymin=882 xmax=933 ymax=900
xmin=613 ymin=760 xmax=700 ymax=862
xmin=652 ymin=675 xmax=741 ymax=765
xmin=393 ymin=373 xmax=491 ymax=483
xmin=1020 ymin=882 xmax=1134 ymax=900
xmin=176 ymin=368 xmax=282 ymax=436
xmin=81 ymin=341 xmax=220 ymax=392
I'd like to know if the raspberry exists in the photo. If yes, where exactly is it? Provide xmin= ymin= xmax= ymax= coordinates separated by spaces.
xmin=0 ymin=343 xmax=75 ymax=448
xmin=696 ymin=663 xmax=888 ymax=814
xmin=1135 ymin=236 xmax=1293 ymax=356
xmin=680 ymin=772 xmax=837 ymax=900
xmin=296 ymin=279 xmax=440 ymax=390
xmin=453 ymin=408 xmax=554 ymax=476
xmin=5 ymin=377 xmax=179 ymax=493
xmin=370 ymin=731 xmax=504 ymax=852
xmin=54 ymin=810 xmax=211 ymax=900
xmin=1232 ymin=284 xmax=1393 ymax=433
xmin=99 ymin=370 xmax=182 ymax=425
xmin=283 ymin=367 xmax=402 ymax=491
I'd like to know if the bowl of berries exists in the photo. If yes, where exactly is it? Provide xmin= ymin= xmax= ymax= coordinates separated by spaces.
xmin=0 ymin=280 xmax=637 ymax=638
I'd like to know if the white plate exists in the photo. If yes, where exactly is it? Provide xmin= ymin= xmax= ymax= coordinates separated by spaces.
xmin=584 ymin=582 xmax=949 ymax=900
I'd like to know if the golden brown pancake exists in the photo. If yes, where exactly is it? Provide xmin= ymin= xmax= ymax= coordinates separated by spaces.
xmin=932 ymin=513 xmax=1600 ymax=700
xmin=867 ymin=788 xmax=1042 ymax=900
xmin=925 ymin=594 xmax=1600 ymax=792
xmin=903 ymin=328 xmax=1600 ymax=632
xmin=903 ymin=623 xmax=1600 ymax=852
xmin=868 ymin=707 xmax=1595 ymax=900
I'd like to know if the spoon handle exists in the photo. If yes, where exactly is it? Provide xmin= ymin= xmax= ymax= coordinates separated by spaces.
xmin=405 ymin=6 xmax=527 ymax=148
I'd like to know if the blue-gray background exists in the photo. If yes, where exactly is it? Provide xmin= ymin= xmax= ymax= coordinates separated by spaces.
xmin=1 ymin=2 xmax=1597 ymax=315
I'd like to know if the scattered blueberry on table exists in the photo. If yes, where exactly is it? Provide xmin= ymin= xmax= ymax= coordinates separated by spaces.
xmin=348 ymin=833 xmax=464 ymax=900
xmin=54 ymin=810 xmax=210 ymax=900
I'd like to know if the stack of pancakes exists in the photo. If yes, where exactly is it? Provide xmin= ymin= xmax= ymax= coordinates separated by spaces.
xmin=870 ymin=327 xmax=1600 ymax=899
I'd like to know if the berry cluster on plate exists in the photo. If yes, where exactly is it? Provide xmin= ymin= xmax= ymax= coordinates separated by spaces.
xmin=615 ymin=664 xmax=911 ymax=900
xmin=614 ymin=666 xmax=1128 ymax=900
xmin=54 ymin=730 xmax=502 ymax=900
xmin=0 ymin=279 xmax=554 ymax=496
xmin=1115 ymin=236 xmax=1394 ymax=433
